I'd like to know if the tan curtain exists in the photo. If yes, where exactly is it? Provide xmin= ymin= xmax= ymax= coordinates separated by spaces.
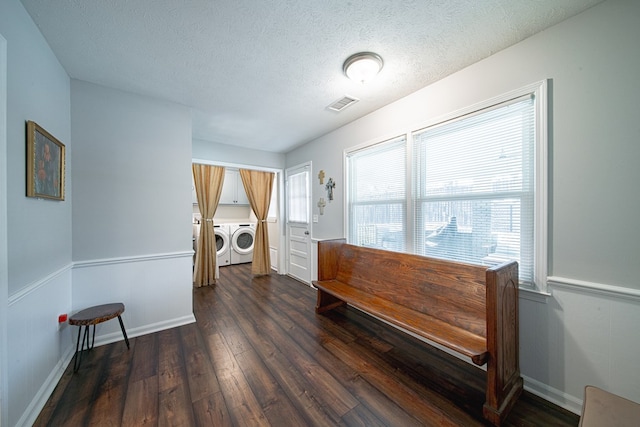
xmin=239 ymin=169 xmax=274 ymax=275
xmin=193 ymin=164 xmax=225 ymax=287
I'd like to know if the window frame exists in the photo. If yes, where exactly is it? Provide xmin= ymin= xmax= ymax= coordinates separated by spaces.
xmin=344 ymin=80 xmax=548 ymax=293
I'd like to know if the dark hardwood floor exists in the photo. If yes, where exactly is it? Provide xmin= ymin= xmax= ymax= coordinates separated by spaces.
xmin=34 ymin=263 xmax=579 ymax=426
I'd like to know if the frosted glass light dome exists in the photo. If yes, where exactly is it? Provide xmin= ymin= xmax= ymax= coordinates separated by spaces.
xmin=343 ymin=52 xmax=383 ymax=83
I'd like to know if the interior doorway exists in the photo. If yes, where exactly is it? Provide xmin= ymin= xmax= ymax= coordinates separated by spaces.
xmin=191 ymin=160 xmax=284 ymax=274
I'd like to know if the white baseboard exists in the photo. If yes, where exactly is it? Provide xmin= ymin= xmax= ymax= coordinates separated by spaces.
xmin=92 ymin=314 xmax=196 ymax=347
xmin=16 ymin=344 xmax=75 ymax=427
xmin=523 ymin=374 xmax=583 ymax=415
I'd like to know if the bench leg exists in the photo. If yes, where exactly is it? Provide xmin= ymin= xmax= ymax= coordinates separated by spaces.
xmin=483 ymin=263 xmax=523 ymax=425
xmin=483 ymin=374 xmax=523 ymax=426
xmin=315 ymin=289 xmax=346 ymax=314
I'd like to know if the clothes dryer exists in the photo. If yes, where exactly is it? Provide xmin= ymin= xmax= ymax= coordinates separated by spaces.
xmin=214 ymin=224 xmax=231 ymax=267
xmin=229 ymin=222 xmax=255 ymax=264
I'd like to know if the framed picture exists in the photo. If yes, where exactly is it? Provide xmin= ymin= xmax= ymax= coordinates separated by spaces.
xmin=26 ymin=121 xmax=65 ymax=201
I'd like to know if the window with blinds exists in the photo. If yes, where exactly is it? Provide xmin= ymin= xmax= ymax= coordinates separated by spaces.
xmin=345 ymin=81 xmax=547 ymax=288
xmin=413 ymin=96 xmax=535 ymax=283
xmin=287 ymin=169 xmax=309 ymax=223
xmin=347 ymin=136 xmax=407 ymax=252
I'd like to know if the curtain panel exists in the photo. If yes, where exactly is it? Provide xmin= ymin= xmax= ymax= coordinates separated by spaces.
xmin=192 ymin=164 xmax=225 ymax=287
xmin=239 ymin=169 xmax=274 ymax=275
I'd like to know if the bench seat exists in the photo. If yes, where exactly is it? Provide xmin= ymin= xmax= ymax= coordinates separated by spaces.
xmin=315 ymin=279 xmax=489 ymax=365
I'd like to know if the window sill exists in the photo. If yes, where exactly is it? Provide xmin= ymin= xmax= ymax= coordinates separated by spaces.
xmin=518 ymin=285 xmax=551 ymax=303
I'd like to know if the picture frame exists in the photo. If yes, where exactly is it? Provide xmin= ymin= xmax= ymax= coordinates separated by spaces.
xmin=26 ymin=120 xmax=65 ymax=201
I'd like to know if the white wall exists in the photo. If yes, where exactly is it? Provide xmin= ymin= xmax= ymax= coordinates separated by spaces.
xmin=2 ymin=0 xmax=72 ymax=295
xmin=287 ymin=0 xmax=640 ymax=413
xmin=0 ymin=0 xmax=73 ymax=425
xmin=71 ymin=80 xmax=195 ymax=345
xmin=72 ymin=80 xmax=193 ymax=260
xmin=193 ymin=138 xmax=285 ymax=170
xmin=1 ymin=30 xmax=9 ymax=427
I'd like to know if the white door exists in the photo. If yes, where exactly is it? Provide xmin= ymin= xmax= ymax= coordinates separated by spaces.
xmin=286 ymin=163 xmax=312 ymax=284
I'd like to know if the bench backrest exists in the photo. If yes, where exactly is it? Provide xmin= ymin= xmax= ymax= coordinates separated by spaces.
xmin=320 ymin=240 xmax=488 ymax=337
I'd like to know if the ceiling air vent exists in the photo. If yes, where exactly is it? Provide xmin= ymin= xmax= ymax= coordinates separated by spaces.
xmin=327 ymin=95 xmax=359 ymax=112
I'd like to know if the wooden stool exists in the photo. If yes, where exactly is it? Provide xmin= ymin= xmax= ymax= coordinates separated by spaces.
xmin=68 ymin=303 xmax=130 ymax=372
xmin=580 ymin=385 xmax=640 ymax=427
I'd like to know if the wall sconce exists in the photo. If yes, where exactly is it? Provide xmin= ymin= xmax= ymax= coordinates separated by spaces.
xmin=343 ymin=52 xmax=384 ymax=83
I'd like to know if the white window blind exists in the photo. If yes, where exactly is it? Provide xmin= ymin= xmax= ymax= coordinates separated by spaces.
xmin=287 ymin=169 xmax=308 ymax=223
xmin=347 ymin=136 xmax=406 ymax=252
xmin=413 ymin=96 xmax=535 ymax=283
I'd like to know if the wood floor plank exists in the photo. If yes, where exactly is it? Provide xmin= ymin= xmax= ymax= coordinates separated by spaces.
xmin=233 ymin=273 xmax=437 ymax=427
xmin=128 ymin=332 xmax=158 ymax=383
xmin=158 ymin=380 xmax=196 ymax=427
xmin=212 ymin=281 xmax=341 ymax=427
xmin=339 ymin=404 xmax=389 ymax=427
xmin=179 ymin=323 xmax=221 ymax=402
xmin=121 ymin=376 xmax=158 ymax=426
xmin=327 ymin=304 xmax=487 ymax=415
xmin=192 ymin=392 xmax=233 ymax=427
xmin=261 ymin=282 xmax=426 ymax=427
xmin=205 ymin=331 xmax=271 ymax=427
xmin=158 ymin=327 xmax=186 ymax=393
xmin=234 ymin=349 xmax=310 ymax=427
xmin=217 ymin=273 xmax=361 ymax=418
xmin=34 ymin=263 xmax=580 ymax=427
xmin=84 ymin=382 xmax=127 ymax=426
xmin=323 ymin=324 xmax=482 ymax=426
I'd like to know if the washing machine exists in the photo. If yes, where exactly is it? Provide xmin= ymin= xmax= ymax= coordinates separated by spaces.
xmin=229 ymin=222 xmax=256 ymax=264
xmin=214 ymin=224 xmax=231 ymax=267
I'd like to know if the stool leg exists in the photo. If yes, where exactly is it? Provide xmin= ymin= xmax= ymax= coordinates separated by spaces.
xmin=89 ymin=324 xmax=96 ymax=351
xmin=117 ymin=315 xmax=130 ymax=349
xmin=74 ymin=326 xmax=90 ymax=372
xmin=81 ymin=326 xmax=89 ymax=352
xmin=73 ymin=326 xmax=82 ymax=372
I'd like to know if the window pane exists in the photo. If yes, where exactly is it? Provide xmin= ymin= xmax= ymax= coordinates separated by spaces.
xmin=419 ymin=198 xmax=521 ymax=264
xmin=287 ymin=170 xmax=308 ymax=223
xmin=352 ymin=203 xmax=405 ymax=252
xmin=348 ymin=137 xmax=406 ymax=252
xmin=413 ymin=97 xmax=535 ymax=283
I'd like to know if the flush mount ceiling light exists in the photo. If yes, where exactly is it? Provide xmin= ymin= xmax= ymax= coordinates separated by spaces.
xmin=343 ymin=52 xmax=383 ymax=83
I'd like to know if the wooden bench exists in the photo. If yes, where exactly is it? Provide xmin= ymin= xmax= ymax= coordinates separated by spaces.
xmin=313 ymin=239 xmax=523 ymax=426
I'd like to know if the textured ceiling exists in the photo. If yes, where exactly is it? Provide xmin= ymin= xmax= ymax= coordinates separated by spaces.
xmin=20 ymin=0 xmax=602 ymax=153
